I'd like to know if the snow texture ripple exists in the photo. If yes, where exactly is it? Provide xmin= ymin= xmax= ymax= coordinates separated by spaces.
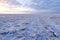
xmin=0 ymin=14 xmax=60 ymax=40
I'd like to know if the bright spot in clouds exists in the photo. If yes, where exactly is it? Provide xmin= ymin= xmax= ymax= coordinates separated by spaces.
xmin=0 ymin=0 xmax=36 ymax=14
xmin=0 ymin=0 xmax=59 ymax=14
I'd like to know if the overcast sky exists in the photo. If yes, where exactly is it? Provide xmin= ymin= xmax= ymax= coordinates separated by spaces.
xmin=0 ymin=0 xmax=60 ymax=14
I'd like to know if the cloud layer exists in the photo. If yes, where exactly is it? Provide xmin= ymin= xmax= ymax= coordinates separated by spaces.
xmin=0 ymin=0 xmax=60 ymax=14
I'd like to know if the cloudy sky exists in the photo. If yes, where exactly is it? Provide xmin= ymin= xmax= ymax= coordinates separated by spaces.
xmin=0 ymin=0 xmax=60 ymax=14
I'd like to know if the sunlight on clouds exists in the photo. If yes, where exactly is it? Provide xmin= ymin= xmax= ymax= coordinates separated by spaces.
xmin=0 ymin=3 xmax=9 ymax=11
xmin=0 ymin=0 xmax=36 ymax=14
xmin=16 ymin=0 xmax=32 ymax=6
xmin=0 ymin=6 xmax=36 ymax=14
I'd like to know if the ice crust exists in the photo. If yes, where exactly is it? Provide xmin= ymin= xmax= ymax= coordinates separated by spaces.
xmin=0 ymin=15 xmax=60 ymax=40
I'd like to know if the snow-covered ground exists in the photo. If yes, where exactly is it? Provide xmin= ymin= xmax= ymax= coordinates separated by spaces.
xmin=0 ymin=14 xmax=60 ymax=40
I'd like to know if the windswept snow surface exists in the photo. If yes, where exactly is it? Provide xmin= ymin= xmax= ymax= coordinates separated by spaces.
xmin=0 ymin=14 xmax=60 ymax=40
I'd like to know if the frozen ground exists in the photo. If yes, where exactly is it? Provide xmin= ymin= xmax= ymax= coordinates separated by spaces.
xmin=0 ymin=14 xmax=60 ymax=40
